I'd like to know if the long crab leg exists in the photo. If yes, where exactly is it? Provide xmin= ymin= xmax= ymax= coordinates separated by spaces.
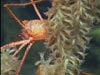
xmin=4 ymin=0 xmax=45 ymax=7
xmin=1 ymin=40 xmax=25 ymax=50
xmin=13 ymin=40 xmax=30 ymax=57
xmin=31 ymin=0 xmax=44 ymax=21
xmin=4 ymin=0 xmax=45 ymax=29
xmin=16 ymin=42 xmax=33 ymax=75
xmin=13 ymin=37 xmax=33 ymax=57
xmin=81 ymin=71 xmax=96 ymax=75
xmin=4 ymin=4 xmax=25 ymax=29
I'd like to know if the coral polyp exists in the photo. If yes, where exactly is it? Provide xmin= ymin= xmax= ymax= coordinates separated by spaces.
xmin=44 ymin=0 xmax=100 ymax=75
xmin=1 ymin=48 xmax=20 ymax=75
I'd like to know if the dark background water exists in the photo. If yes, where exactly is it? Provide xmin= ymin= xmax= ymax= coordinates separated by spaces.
xmin=1 ymin=0 xmax=100 ymax=75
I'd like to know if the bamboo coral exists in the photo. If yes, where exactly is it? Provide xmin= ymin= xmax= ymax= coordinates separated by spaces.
xmin=43 ymin=0 xmax=100 ymax=75
xmin=1 ymin=48 xmax=20 ymax=75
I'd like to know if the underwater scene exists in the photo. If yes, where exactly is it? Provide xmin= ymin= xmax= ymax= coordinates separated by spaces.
xmin=1 ymin=0 xmax=100 ymax=75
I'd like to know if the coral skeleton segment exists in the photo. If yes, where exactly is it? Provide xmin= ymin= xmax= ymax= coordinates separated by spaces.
xmin=45 ymin=0 xmax=100 ymax=75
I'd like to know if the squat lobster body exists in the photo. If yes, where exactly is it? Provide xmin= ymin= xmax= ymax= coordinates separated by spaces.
xmin=1 ymin=0 xmax=47 ymax=75
xmin=21 ymin=20 xmax=47 ymax=41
